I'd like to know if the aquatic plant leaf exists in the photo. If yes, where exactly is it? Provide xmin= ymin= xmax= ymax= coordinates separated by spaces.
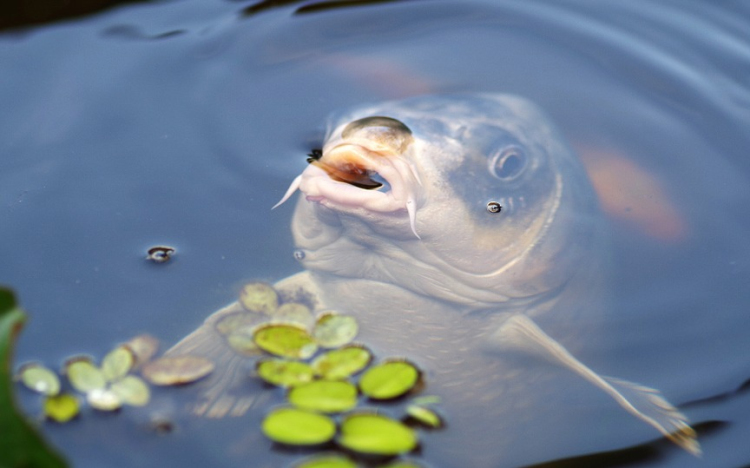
xmin=101 ymin=346 xmax=134 ymax=381
xmin=239 ymin=282 xmax=279 ymax=315
xmin=271 ymin=302 xmax=314 ymax=327
xmin=313 ymin=313 xmax=358 ymax=348
xmin=312 ymin=345 xmax=372 ymax=380
xmin=0 ymin=287 xmax=68 ymax=468
xmin=87 ymin=388 xmax=122 ymax=411
xmin=215 ymin=311 xmax=263 ymax=336
xmin=226 ymin=329 xmax=264 ymax=356
xmin=288 ymin=380 xmax=358 ymax=413
xmin=410 ymin=395 xmax=440 ymax=405
xmin=18 ymin=363 xmax=60 ymax=396
xmin=141 ymin=355 xmax=214 ymax=386
xmin=405 ymin=405 xmax=443 ymax=429
xmin=379 ymin=461 xmax=424 ymax=468
xmin=254 ymin=324 xmax=318 ymax=359
xmin=359 ymin=360 xmax=420 ymax=400
xmin=43 ymin=394 xmax=80 ymax=423
xmin=257 ymin=359 xmax=314 ymax=387
xmin=111 ymin=375 xmax=150 ymax=406
xmin=338 ymin=413 xmax=417 ymax=455
xmin=294 ymin=454 xmax=357 ymax=468
xmin=66 ymin=358 xmax=106 ymax=393
xmin=262 ymin=407 xmax=336 ymax=446
xmin=124 ymin=334 xmax=159 ymax=368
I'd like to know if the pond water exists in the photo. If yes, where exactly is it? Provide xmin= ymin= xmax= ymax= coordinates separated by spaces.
xmin=2 ymin=1 xmax=750 ymax=467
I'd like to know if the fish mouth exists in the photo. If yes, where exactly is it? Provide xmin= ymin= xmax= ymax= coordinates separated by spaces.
xmin=273 ymin=143 xmax=422 ymax=238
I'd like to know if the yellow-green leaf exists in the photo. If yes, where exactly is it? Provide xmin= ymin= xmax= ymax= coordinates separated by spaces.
xmin=288 ymin=380 xmax=358 ymax=413
xmin=338 ymin=413 xmax=417 ymax=455
xmin=66 ymin=358 xmax=106 ymax=393
xmin=257 ymin=359 xmax=314 ymax=387
xmin=43 ymin=394 xmax=80 ymax=423
xmin=293 ymin=454 xmax=357 ymax=468
xmin=18 ymin=363 xmax=60 ymax=396
xmin=262 ymin=407 xmax=336 ymax=446
xmin=313 ymin=313 xmax=358 ymax=348
xmin=253 ymin=324 xmax=318 ymax=359
xmin=359 ymin=360 xmax=420 ymax=400
xmin=312 ymin=345 xmax=372 ymax=380
xmin=405 ymin=405 xmax=443 ymax=428
xmin=111 ymin=375 xmax=150 ymax=406
xmin=101 ymin=346 xmax=134 ymax=381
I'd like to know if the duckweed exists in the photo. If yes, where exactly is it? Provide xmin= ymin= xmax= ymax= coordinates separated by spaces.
xmin=288 ymin=380 xmax=358 ymax=413
xmin=43 ymin=394 xmax=80 ymax=423
xmin=257 ymin=359 xmax=314 ymax=387
xmin=262 ymin=407 xmax=336 ymax=446
xmin=18 ymin=363 xmax=60 ymax=396
xmin=338 ymin=413 xmax=417 ymax=455
xmin=312 ymin=345 xmax=372 ymax=380
xmin=253 ymin=323 xmax=318 ymax=359
xmin=359 ymin=360 xmax=420 ymax=400
xmin=313 ymin=313 xmax=358 ymax=348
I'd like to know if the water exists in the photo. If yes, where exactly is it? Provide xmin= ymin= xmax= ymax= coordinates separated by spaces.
xmin=2 ymin=1 xmax=750 ymax=467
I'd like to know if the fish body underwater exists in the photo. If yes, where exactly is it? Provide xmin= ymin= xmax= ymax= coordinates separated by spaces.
xmin=167 ymin=94 xmax=697 ymax=466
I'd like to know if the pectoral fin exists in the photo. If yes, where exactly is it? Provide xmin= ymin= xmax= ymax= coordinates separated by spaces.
xmin=491 ymin=314 xmax=700 ymax=456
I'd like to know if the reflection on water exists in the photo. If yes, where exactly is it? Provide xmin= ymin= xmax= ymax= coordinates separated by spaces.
xmin=1 ymin=1 xmax=750 ymax=467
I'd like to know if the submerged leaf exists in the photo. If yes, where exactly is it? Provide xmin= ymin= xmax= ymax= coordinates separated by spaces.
xmin=124 ymin=334 xmax=160 ymax=368
xmin=312 ymin=345 xmax=372 ymax=380
xmin=66 ymin=358 xmax=107 ymax=393
xmin=111 ymin=375 xmax=150 ymax=406
xmin=288 ymin=380 xmax=358 ymax=413
xmin=257 ymin=359 xmax=314 ymax=387
xmin=313 ymin=313 xmax=358 ymax=348
xmin=18 ymin=363 xmax=60 ymax=396
xmin=225 ymin=329 xmax=264 ymax=356
xmin=142 ymin=355 xmax=214 ymax=386
xmin=254 ymin=323 xmax=318 ymax=359
xmin=359 ymin=360 xmax=420 ymax=400
xmin=270 ymin=302 xmax=314 ymax=327
xmin=239 ymin=282 xmax=279 ymax=315
xmin=215 ymin=311 xmax=263 ymax=336
xmin=262 ymin=407 xmax=336 ymax=446
xmin=338 ymin=413 xmax=417 ymax=455
xmin=101 ymin=346 xmax=134 ymax=381
xmin=43 ymin=394 xmax=80 ymax=423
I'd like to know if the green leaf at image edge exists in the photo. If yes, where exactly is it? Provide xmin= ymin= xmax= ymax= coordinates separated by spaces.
xmin=0 ymin=287 xmax=68 ymax=468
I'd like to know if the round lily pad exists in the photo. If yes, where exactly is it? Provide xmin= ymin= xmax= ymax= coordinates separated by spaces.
xmin=271 ymin=302 xmax=314 ymax=327
xmin=215 ymin=311 xmax=263 ymax=336
xmin=142 ymin=355 xmax=214 ymax=386
xmin=262 ymin=407 xmax=336 ymax=446
xmin=313 ymin=313 xmax=358 ymax=348
xmin=239 ymin=282 xmax=279 ymax=315
xmin=288 ymin=380 xmax=358 ymax=413
xmin=257 ymin=359 xmax=314 ymax=387
xmin=293 ymin=454 xmax=357 ymax=468
xmin=87 ymin=388 xmax=122 ymax=411
xmin=254 ymin=323 xmax=318 ymax=359
xmin=359 ymin=360 xmax=420 ymax=400
xmin=405 ymin=405 xmax=443 ymax=429
xmin=43 ymin=394 xmax=80 ymax=423
xmin=111 ymin=375 xmax=151 ymax=406
xmin=65 ymin=357 xmax=106 ymax=393
xmin=338 ymin=413 xmax=417 ymax=455
xmin=101 ymin=346 xmax=135 ymax=381
xmin=18 ymin=363 xmax=60 ymax=396
xmin=312 ymin=345 xmax=372 ymax=380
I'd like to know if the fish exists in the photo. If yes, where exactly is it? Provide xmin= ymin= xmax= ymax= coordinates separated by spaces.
xmin=165 ymin=93 xmax=698 ymax=464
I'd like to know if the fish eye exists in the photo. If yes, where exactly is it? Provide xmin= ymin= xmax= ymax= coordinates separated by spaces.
xmin=488 ymin=146 xmax=527 ymax=181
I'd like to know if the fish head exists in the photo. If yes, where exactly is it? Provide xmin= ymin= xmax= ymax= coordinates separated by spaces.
xmin=278 ymin=94 xmax=600 ymax=309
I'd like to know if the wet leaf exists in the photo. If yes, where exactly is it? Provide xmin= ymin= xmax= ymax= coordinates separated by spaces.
xmin=101 ymin=346 xmax=134 ymax=381
xmin=66 ymin=358 xmax=106 ymax=393
xmin=125 ymin=334 xmax=159 ymax=368
xmin=378 ymin=461 xmax=424 ymax=468
xmin=312 ymin=345 xmax=372 ymax=380
xmin=338 ymin=413 xmax=417 ymax=455
xmin=239 ymin=282 xmax=279 ymax=315
xmin=294 ymin=454 xmax=357 ymax=468
xmin=87 ymin=388 xmax=122 ymax=411
xmin=313 ymin=313 xmax=358 ymax=348
xmin=271 ymin=302 xmax=314 ymax=327
xmin=43 ymin=394 xmax=80 ymax=423
xmin=405 ymin=405 xmax=443 ymax=429
xmin=215 ymin=311 xmax=263 ymax=336
xmin=262 ymin=407 xmax=336 ymax=446
xmin=142 ymin=355 xmax=214 ymax=386
xmin=288 ymin=380 xmax=358 ymax=413
xmin=359 ymin=360 xmax=420 ymax=400
xmin=257 ymin=359 xmax=314 ymax=387
xmin=254 ymin=323 xmax=318 ymax=359
xmin=18 ymin=363 xmax=60 ymax=396
xmin=111 ymin=375 xmax=150 ymax=406
xmin=225 ymin=329 xmax=264 ymax=356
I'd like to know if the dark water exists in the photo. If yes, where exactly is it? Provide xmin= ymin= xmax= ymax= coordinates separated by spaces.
xmin=2 ymin=1 xmax=750 ymax=467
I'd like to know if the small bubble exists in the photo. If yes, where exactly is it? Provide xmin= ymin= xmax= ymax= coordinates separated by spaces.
xmin=486 ymin=202 xmax=502 ymax=214
xmin=293 ymin=250 xmax=306 ymax=261
xmin=146 ymin=246 xmax=176 ymax=263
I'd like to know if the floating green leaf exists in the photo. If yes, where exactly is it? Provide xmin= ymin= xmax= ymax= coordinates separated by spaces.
xmin=379 ymin=460 xmax=424 ymax=468
xmin=101 ymin=346 xmax=134 ymax=381
xmin=225 ymin=329 xmax=263 ymax=356
xmin=43 ymin=394 xmax=80 ymax=423
xmin=405 ymin=405 xmax=443 ymax=429
xmin=294 ymin=454 xmax=357 ymax=468
xmin=289 ymin=380 xmax=358 ymax=413
xmin=338 ymin=413 xmax=417 ymax=455
xmin=262 ymin=407 xmax=336 ymax=446
xmin=87 ymin=388 xmax=122 ymax=411
xmin=257 ymin=359 xmax=314 ymax=387
xmin=125 ymin=334 xmax=159 ymax=368
xmin=239 ymin=282 xmax=279 ymax=315
xmin=312 ymin=345 xmax=372 ymax=380
xmin=66 ymin=358 xmax=106 ymax=393
xmin=111 ymin=375 xmax=150 ymax=406
xmin=313 ymin=313 xmax=358 ymax=348
xmin=142 ymin=355 xmax=214 ymax=386
xmin=359 ymin=360 xmax=420 ymax=400
xmin=18 ymin=363 xmax=60 ymax=396
xmin=215 ymin=311 xmax=263 ymax=336
xmin=254 ymin=323 xmax=318 ymax=359
xmin=271 ymin=302 xmax=314 ymax=327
